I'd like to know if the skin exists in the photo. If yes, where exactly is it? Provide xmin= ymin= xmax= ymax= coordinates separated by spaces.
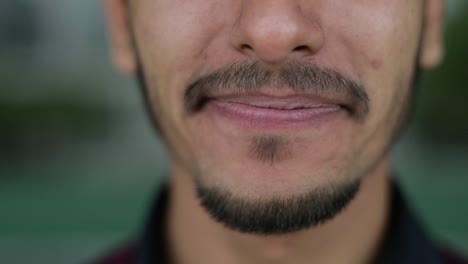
xmin=104 ymin=0 xmax=444 ymax=263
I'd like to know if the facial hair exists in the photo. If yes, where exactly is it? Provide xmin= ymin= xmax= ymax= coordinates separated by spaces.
xmin=196 ymin=177 xmax=361 ymax=235
xmin=131 ymin=26 xmax=422 ymax=236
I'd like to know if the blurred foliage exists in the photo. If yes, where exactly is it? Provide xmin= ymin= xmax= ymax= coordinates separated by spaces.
xmin=0 ymin=96 xmax=111 ymax=138
xmin=0 ymin=77 xmax=113 ymax=163
xmin=415 ymin=2 xmax=468 ymax=143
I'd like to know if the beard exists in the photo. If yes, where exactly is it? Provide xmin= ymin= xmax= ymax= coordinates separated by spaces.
xmin=196 ymin=176 xmax=361 ymax=235
xmin=134 ymin=60 xmax=417 ymax=235
xmin=132 ymin=40 xmax=421 ymax=237
xmin=180 ymin=60 xmax=369 ymax=234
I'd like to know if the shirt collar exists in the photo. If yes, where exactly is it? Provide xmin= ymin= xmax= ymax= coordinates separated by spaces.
xmin=375 ymin=181 xmax=442 ymax=264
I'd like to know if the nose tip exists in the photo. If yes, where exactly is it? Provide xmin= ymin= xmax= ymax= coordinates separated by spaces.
xmin=232 ymin=2 xmax=324 ymax=65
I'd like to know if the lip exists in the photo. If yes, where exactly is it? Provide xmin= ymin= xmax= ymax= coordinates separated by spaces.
xmin=205 ymin=95 xmax=343 ymax=129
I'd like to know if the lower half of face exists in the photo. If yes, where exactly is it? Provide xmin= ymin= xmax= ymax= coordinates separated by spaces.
xmin=134 ymin=0 xmax=423 ymax=233
xmin=185 ymin=90 xmax=406 ymax=200
xmin=147 ymin=63 xmax=416 ymax=205
xmin=143 ymin=60 xmax=415 ymax=234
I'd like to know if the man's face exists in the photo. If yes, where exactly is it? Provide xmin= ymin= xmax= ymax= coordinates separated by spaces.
xmin=105 ymin=0 xmax=443 ymax=234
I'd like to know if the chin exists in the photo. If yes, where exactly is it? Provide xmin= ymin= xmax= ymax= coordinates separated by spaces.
xmin=194 ymin=162 xmax=362 ymax=234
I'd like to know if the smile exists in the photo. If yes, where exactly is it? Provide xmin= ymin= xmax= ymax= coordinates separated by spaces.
xmin=205 ymin=95 xmax=344 ymax=129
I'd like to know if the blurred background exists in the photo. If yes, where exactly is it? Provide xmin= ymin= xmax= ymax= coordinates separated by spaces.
xmin=0 ymin=0 xmax=467 ymax=263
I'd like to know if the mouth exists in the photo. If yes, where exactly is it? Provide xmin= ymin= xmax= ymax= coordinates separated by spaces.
xmin=204 ymin=94 xmax=346 ymax=129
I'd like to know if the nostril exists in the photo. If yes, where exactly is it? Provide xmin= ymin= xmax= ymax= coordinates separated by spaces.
xmin=241 ymin=44 xmax=254 ymax=51
xmin=293 ymin=45 xmax=311 ymax=53
xmin=239 ymin=43 xmax=256 ymax=57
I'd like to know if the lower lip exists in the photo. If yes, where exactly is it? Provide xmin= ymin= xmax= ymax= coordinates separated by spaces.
xmin=206 ymin=100 xmax=343 ymax=129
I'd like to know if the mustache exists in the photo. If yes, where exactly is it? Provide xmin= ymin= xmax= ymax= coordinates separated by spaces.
xmin=184 ymin=61 xmax=369 ymax=119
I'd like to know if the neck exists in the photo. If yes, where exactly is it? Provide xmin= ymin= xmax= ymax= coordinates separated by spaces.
xmin=166 ymin=160 xmax=391 ymax=264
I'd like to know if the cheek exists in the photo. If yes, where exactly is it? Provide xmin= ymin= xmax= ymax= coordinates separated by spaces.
xmin=132 ymin=0 xmax=241 ymax=165
xmin=134 ymin=0 xmax=239 ymax=126
xmin=318 ymin=1 xmax=422 ymax=162
xmin=326 ymin=1 xmax=421 ymax=113
xmin=332 ymin=1 xmax=420 ymax=70
xmin=135 ymin=0 xmax=230 ymax=74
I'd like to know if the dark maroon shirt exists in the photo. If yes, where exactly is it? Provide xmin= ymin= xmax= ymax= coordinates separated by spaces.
xmin=93 ymin=182 xmax=467 ymax=264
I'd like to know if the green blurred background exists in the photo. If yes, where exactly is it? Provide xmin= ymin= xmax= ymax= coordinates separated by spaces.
xmin=0 ymin=1 xmax=467 ymax=263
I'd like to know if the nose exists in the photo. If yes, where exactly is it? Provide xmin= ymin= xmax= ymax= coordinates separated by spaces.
xmin=231 ymin=0 xmax=324 ymax=66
